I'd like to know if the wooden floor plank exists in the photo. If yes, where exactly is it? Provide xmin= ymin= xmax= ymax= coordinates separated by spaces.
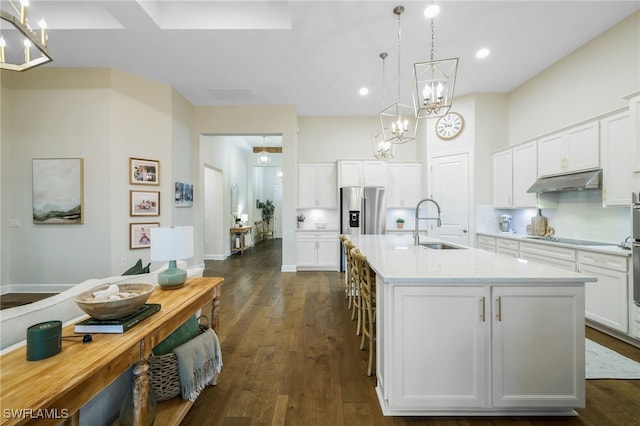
xmin=181 ymin=240 xmax=640 ymax=426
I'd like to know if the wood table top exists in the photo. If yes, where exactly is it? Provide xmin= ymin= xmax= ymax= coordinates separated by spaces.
xmin=0 ymin=277 xmax=223 ymax=426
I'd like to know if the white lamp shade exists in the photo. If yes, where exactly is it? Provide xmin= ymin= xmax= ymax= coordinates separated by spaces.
xmin=150 ymin=226 xmax=194 ymax=261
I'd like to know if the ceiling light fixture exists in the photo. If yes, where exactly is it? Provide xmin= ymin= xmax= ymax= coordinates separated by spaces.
xmin=372 ymin=52 xmax=395 ymax=160
xmin=0 ymin=0 xmax=53 ymax=71
xmin=256 ymin=136 xmax=271 ymax=166
xmin=380 ymin=5 xmax=417 ymax=145
xmin=476 ymin=47 xmax=490 ymax=59
xmin=412 ymin=2 xmax=458 ymax=119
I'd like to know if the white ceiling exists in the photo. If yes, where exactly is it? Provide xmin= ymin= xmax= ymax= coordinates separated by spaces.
xmin=3 ymin=0 xmax=639 ymax=122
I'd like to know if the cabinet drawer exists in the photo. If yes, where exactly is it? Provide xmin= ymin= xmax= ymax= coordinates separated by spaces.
xmin=519 ymin=242 xmax=576 ymax=262
xmin=578 ymin=251 xmax=628 ymax=273
xmin=477 ymin=235 xmax=496 ymax=246
xmin=496 ymin=239 xmax=518 ymax=251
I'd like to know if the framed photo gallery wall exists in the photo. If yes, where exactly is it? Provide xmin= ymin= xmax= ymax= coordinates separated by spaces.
xmin=129 ymin=157 xmax=160 ymax=249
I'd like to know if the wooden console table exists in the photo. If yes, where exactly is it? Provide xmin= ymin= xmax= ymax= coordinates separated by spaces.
xmin=0 ymin=277 xmax=223 ymax=426
xmin=230 ymin=226 xmax=252 ymax=256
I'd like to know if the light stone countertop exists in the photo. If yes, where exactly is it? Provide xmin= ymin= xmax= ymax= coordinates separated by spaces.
xmin=347 ymin=234 xmax=597 ymax=284
xmin=476 ymin=232 xmax=632 ymax=257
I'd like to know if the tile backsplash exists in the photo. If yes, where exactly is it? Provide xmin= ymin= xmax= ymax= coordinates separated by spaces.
xmin=477 ymin=190 xmax=631 ymax=244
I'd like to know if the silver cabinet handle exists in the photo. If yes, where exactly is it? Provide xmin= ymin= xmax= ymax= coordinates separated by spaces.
xmin=480 ymin=297 xmax=486 ymax=322
xmin=496 ymin=296 xmax=502 ymax=322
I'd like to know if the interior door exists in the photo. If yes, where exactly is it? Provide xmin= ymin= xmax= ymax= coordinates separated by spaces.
xmin=429 ymin=153 xmax=470 ymax=246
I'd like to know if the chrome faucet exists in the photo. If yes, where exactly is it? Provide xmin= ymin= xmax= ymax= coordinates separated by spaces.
xmin=414 ymin=198 xmax=442 ymax=245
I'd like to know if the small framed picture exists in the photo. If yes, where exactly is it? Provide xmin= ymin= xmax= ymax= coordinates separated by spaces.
xmin=130 ymin=190 xmax=160 ymax=216
xmin=130 ymin=222 xmax=159 ymax=249
xmin=129 ymin=158 xmax=159 ymax=185
xmin=175 ymin=182 xmax=194 ymax=207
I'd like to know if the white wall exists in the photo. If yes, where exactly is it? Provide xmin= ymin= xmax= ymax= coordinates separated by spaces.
xmin=298 ymin=116 xmax=419 ymax=163
xmin=508 ymin=11 xmax=639 ymax=144
xmin=1 ymin=68 xmax=200 ymax=289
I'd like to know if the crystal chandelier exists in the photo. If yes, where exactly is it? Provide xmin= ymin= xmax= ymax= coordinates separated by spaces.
xmin=380 ymin=5 xmax=416 ymax=145
xmin=256 ymin=136 xmax=271 ymax=166
xmin=0 ymin=0 xmax=53 ymax=71
xmin=372 ymin=52 xmax=395 ymax=160
xmin=412 ymin=4 xmax=458 ymax=119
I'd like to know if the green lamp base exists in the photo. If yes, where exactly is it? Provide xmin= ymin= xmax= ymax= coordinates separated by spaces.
xmin=158 ymin=260 xmax=187 ymax=289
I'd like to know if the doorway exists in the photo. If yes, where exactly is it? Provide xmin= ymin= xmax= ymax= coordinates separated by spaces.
xmin=428 ymin=152 xmax=471 ymax=246
xmin=204 ymin=165 xmax=225 ymax=260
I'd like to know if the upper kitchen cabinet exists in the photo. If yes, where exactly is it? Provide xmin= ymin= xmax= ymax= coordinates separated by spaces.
xmin=600 ymin=109 xmax=633 ymax=206
xmin=537 ymin=122 xmax=599 ymax=177
xmin=492 ymin=141 xmax=538 ymax=209
xmin=338 ymin=160 xmax=386 ymax=187
xmin=298 ymin=163 xmax=337 ymax=209
xmin=386 ymin=163 xmax=422 ymax=208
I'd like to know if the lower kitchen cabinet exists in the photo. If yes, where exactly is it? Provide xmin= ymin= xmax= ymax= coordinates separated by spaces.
xmin=296 ymin=231 xmax=338 ymax=271
xmin=476 ymin=235 xmax=496 ymax=252
xmin=491 ymin=286 xmax=585 ymax=408
xmin=384 ymin=284 xmax=584 ymax=412
xmin=518 ymin=241 xmax=576 ymax=271
xmin=496 ymin=238 xmax=518 ymax=258
xmin=578 ymin=251 xmax=629 ymax=333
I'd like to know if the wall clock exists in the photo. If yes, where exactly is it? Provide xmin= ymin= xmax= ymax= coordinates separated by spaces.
xmin=436 ymin=112 xmax=464 ymax=140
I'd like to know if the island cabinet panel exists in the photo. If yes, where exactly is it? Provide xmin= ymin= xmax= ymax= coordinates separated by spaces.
xmin=378 ymin=282 xmax=585 ymax=415
xmin=491 ymin=286 xmax=585 ymax=408
xmin=389 ymin=286 xmax=489 ymax=409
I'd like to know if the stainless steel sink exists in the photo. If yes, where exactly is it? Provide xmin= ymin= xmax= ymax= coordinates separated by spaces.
xmin=420 ymin=243 xmax=464 ymax=250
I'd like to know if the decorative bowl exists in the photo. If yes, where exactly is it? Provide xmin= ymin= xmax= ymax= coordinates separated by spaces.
xmin=74 ymin=283 xmax=155 ymax=319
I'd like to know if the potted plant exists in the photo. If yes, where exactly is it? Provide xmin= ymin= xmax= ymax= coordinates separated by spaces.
xmin=396 ymin=218 xmax=405 ymax=229
xmin=258 ymin=200 xmax=275 ymax=227
xmin=297 ymin=213 xmax=306 ymax=229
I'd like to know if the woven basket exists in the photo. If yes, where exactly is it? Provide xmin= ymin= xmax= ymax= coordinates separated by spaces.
xmin=149 ymin=317 xmax=209 ymax=401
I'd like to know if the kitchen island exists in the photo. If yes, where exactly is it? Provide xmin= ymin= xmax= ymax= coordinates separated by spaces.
xmin=348 ymin=234 xmax=596 ymax=417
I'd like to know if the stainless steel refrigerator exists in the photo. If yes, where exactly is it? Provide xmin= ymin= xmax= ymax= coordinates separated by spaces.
xmin=340 ymin=187 xmax=386 ymax=270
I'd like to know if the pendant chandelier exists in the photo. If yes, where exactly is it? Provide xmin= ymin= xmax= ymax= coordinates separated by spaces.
xmin=380 ymin=5 xmax=417 ymax=145
xmin=372 ymin=52 xmax=395 ymax=160
xmin=256 ymin=136 xmax=271 ymax=166
xmin=0 ymin=0 xmax=53 ymax=71
xmin=412 ymin=5 xmax=458 ymax=119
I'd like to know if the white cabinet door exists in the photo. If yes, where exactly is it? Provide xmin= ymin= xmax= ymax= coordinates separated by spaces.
xmin=338 ymin=160 xmax=363 ymax=187
xmin=387 ymin=163 xmax=422 ymax=208
xmin=390 ymin=286 xmax=488 ymax=409
xmin=476 ymin=235 xmax=496 ymax=252
xmin=578 ymin=251 xmax=629 ymax=333
xmin=492 ymin=286 xmax=585 ymax=408
xmin=538 ymin=122 xmax=599 ymax=177
xmin=512 ymin=141 xmax=538 ymax=208
xmin=296 ymin=237 xmax=317 ymax=267
xmin=537 ymin=133 xmax=565 ymax=176
xmin=315 ymin=163 xmax=337 ymax=208
xmin=298 ymin=164 xmax=317 ymax=208
xmin=363 ymin=161 xmax=387 ymax=187
xmin=492 ymin=150 xmax=513 ymax=208
xmin=601 ymin=110 xmax=633 ymax=206
xmin=316 ymin=238 xmax=338 ymax=269
xmin=565 ymin=122 xmax=599 ymax=172
xmin=298 ymin=163 xmax=337 ymax=208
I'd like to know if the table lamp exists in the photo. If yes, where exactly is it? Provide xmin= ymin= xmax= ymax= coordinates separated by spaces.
xmin=150 ymin=226 xmax=194 ymax=289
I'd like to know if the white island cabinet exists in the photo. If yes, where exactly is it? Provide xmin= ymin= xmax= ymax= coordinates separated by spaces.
xmin=349 ymin=234 xmax=593 ymax=417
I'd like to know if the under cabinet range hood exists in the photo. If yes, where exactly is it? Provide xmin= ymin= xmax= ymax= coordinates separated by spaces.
xmin=526 ymin=169 xmax=602 ymax=193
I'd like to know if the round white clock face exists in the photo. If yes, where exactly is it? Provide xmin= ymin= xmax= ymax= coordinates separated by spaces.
xmin=436 ymin=112 xmax=464 ymax=140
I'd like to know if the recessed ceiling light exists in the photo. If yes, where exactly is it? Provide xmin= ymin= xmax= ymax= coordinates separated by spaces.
xmin=424 ymin=5 xmax=440 ymax=18
xmin=476 ymin=48 xmax=490 ymax=59
xmin=359 ymin=87 xmax=369 ymax=96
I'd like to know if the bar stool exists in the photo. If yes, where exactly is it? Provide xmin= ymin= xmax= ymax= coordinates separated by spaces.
xmin=342 ymin=238 xmax=357 ymax=311
xmin=351 ymin=248 xmax=376 ymax=376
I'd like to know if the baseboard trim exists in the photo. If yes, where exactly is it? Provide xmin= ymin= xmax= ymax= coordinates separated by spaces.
xmin=281 ymin=265 xmax=297 ymax=273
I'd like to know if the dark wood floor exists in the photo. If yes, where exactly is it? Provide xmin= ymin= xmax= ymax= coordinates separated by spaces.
xmin=0 ymin=293 xmax=57 ymax=310
xmin=185 ymin=239 xmax=640 ymax=425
